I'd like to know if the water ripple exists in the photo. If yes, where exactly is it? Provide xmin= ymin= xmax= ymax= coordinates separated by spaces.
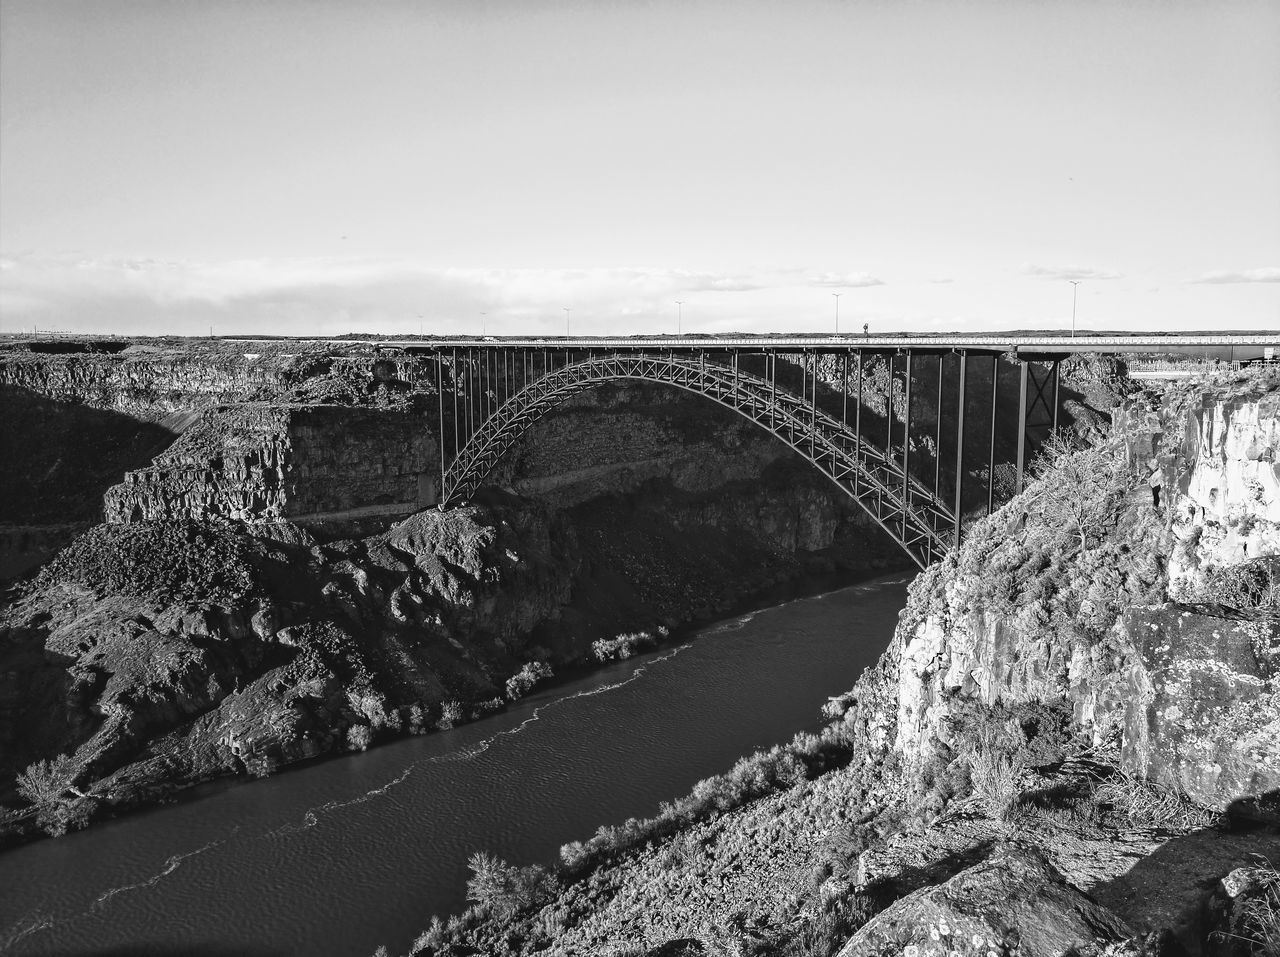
xmin=1 ymin=641 xmax=695 ymax=952
xmin=2 ymin=832 xmax=235 ymax=951
xmin=265 ymin=643 xmax=692 ymax=837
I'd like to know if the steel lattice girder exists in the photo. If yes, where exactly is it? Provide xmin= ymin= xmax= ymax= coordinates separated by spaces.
xmin=436 ymin=350 xmax=956 ymax=569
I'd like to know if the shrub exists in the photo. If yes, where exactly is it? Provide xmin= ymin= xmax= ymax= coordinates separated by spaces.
xmin=505 ymin=661 xmax=553 ymax=700
xmin=821 ymin=692 xmax=858 ymax=721
xmin=36 ymin=795 xmax=97 ymax=838
xmin=410 ymin=916 xmax=447 ymax=954
xmin=1183 ymin=557 xmax=1280 ymax=611
xmin=439 ymin=700 xmax=464 ymax=728
xmin=947 ymin=698 xmax=1076 ymax=769
xmin=465 ymin=852 xmax=556 ymax=917
xmin=592 ymin=630 xmax=659 ymax=661
xmin=1093 ymin=770 xmax=1220 ymax=831
xmin=16 ymin=754 xmax=76 ymax=806
xmin=347 ymin=724 xmax=374 ymax=752
xmin=406 ymin=703 xmax=426 ymax=734
xmin=657 ymin=831 xmax=700 ymax=871
xmin=1233 ymin=867 xmax=1280 ymax=957
xmin=969 ymin=751 xmax=1023 ymax=821
xmin=559 ymin=840 xmax=589 ymax=872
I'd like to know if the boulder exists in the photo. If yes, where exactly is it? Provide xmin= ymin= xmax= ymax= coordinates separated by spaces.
xmin=1120 ymin=605 xmax=1280 ymax=809
xmin=838 ymin=842 xmax=1133 ymax=957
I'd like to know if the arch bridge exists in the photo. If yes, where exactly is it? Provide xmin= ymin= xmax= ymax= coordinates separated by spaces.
xmin=394 ymin=335 xmax=1274 ymax=570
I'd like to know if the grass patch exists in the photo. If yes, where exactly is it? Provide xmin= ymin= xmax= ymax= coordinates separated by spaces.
xmin=1092 ymin=769 xmax=1221 ymax=831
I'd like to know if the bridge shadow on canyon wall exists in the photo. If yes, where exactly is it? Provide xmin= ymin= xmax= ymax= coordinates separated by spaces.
xmin=0 ymin=385 xmax=179 ymax=527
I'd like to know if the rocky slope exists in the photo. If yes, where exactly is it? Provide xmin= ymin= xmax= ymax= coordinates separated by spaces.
xmin=399 ymin=367 xmax=1280 ymax=957
xmin=0 ymin=339 xmax=442 ymax=575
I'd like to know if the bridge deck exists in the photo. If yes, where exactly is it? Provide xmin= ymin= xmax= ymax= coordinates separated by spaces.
xmin=390 ymin=333 xmax=1277 ymax=357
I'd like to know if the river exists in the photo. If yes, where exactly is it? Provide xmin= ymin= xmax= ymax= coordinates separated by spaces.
xmin=0 ymin=575 xmax=909 ymax=957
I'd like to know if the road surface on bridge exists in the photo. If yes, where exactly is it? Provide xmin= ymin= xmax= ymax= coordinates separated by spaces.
xmin=389 ymin=333 xmax=1276 ymax=359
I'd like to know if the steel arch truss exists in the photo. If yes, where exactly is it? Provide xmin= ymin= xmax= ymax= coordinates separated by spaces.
xmin=437 ymin=352 xmax=955 ymax=569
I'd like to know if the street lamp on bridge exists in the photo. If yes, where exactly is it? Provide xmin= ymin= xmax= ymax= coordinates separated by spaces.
xmin=1069 ymin=281 xmax=1080 ymax=338
xmin=563 ymin=307 xmax=571 ymax=336
xmin=832 ymin=293 xmax=842 ymax=334
xmin=675 ymin=300 xmax=685 ymax=335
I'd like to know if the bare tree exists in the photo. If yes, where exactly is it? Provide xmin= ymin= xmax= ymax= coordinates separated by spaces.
xmin=1025 ymin=431 xmax=1125 ymax=553
xmin=16 ymin=754 xmax=76 ymax=806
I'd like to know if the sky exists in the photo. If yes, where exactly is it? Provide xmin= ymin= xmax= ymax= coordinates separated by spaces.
xmin=1 ymin=0 xmax=1277 ymax=337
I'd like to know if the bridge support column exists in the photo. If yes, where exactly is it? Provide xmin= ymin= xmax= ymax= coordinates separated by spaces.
xmin=1014 ymin=354 xmax=1065 ymax=494
xmin=953 ymin=351 xmax=967 ymax=548
xmin=987 ymin=355 xmax=998 ymax=516
xmin=1016 ymin=360 xmax=1029 ymax=494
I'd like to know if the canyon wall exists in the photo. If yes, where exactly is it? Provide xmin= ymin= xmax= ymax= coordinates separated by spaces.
xmin=0 ymin=342 xmax=443 ymax=575
xmin=891 ymin=375 xmax=1280 ymax=809
xmin=400 ymin=370 xmax=1280 ymax=957
xmin=103 ymin=404 xmax=437 ymax=531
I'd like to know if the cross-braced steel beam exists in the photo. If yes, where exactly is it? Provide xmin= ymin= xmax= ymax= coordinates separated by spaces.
xmin=416 ymin=342 xmax=1070 ymax=569
xmin=432 ymin=350 xmax=958 ymax=569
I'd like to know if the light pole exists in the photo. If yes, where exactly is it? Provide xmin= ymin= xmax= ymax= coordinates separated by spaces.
xmin=563 ymin=307 xmax=571 ymax=336
xmin=675 ymin=300 xmax=685 ymax=335
xmin=481 ymin=312 xmax=487 ymax=336
xmin=832 ymin=293 xmax=842 ymax=334
xmin=1069 ymin=281 xmax=1080 ymax=338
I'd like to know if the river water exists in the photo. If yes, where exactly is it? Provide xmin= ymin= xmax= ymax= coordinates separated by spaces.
xmin=0 ymin=575 xmax=909 ymax=957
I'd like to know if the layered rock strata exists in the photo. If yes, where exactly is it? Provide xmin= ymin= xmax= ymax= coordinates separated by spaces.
xmin=103 ymin=405 xmax=437 ymax=528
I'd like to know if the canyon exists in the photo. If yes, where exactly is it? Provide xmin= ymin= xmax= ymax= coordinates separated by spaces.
xmin=394 ymin=365 xmax=1280 ymax=957
xmin=0 ymin=338 xmax=914 ymax=843
xmin=2 ymin=338 xmax=1276 ymax=957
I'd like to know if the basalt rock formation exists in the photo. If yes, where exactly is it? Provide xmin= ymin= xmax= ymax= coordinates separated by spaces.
xmin=0 ymin=340 xmax=442 ymax=576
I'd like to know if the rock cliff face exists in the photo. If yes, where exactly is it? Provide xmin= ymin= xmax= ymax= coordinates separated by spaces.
xmin=103 ymin=404 xmax=437 ymax=530
xmin=0 ymin=341 xmax=444 ymax=576
xmin=0 ymin=346 xmax=292 ymax=418
xmin=892 ymin=375 xmax=1280 ymax=810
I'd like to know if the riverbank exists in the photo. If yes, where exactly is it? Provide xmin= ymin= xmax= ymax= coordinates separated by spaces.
xmin=0 ymin=494 xmax=908 ymax=850
xmin=0 ymin=579 xmax=911 ymax=956
xmin=3 ymin=338 xmax=919 ymax=848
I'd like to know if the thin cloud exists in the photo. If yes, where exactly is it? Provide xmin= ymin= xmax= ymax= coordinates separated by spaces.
xmin=677 ymin=271 xmax=768 ymax=293
xmin=1020 ymin=264 xmax=1121 ymax=281
xmin=807 ymin=272 xmax=884 ymax=289
xmin=1187 ymin=267 xmax=1280 ymax=284
xmin=0 ymin=255 xmax=784 ymax=334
